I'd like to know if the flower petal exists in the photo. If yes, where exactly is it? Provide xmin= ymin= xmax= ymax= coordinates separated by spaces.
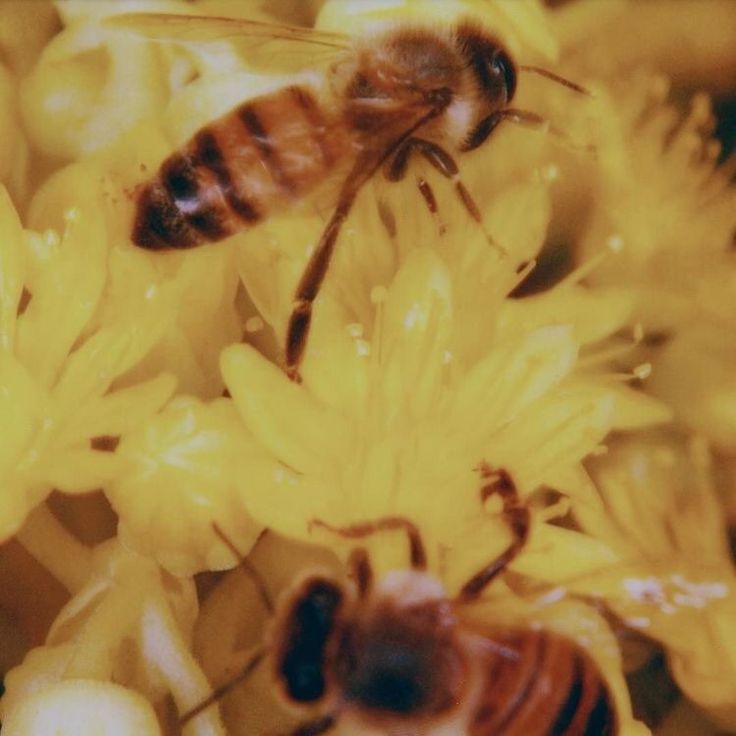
xmin=109 ymin=396 xmax=264 ymax=576
xmin=2 ymin=678 xmax=161 ymax=736
xmin=0 ymin=186 xmax=25 ymax=351
xmin=17 ymin=178 xmax=107 ymax=390
xmin=222 ymin=343 xmax=353 ymax=474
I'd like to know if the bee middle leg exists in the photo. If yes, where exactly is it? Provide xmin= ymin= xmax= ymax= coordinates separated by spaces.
xmin=456 ymin=462 xmax=530 ymax=603
xmin=385 ymin=137 xmax=505 ymax=253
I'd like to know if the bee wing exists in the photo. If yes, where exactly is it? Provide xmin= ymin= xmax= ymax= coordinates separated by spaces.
xmin=105 ymin=13 xmax=351 ymax=70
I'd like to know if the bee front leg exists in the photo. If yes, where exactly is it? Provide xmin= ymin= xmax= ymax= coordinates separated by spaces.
xmin=456 ymin=463 xmax=530 ymax=603
xmin=462 ymin=107 xmax=593 ymax=154
xmin=461 ymin=108 xmax=546 ymax=151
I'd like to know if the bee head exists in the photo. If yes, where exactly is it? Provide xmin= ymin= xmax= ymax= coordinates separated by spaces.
xmin=442 ymin=23 xmax=518 ymax=151
xmin=458 ymin=23 xmax=517 ymax=107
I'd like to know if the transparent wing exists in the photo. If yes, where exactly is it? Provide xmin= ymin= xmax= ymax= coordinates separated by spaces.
xmin=106 ymin=12 xmax=351 ymax=48
xmin=105 ymin=12 xmax=351 ymax=70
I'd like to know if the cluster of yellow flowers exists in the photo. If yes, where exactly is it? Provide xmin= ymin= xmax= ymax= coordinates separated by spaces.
xmin=0 ymin=0 xmax=734 ymax=734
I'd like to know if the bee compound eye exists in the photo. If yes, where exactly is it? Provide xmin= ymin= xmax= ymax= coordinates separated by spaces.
xmin=491 ymin=50 xmax=516 ymax=102
xmin=461 ymin=28 xmax=518 ymax=107
xmin=276 ymin=578 xmax=344 ymax=703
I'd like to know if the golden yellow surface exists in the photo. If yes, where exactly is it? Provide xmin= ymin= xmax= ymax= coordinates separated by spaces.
xmin=0 ymin=1 xmax=734 ymax=734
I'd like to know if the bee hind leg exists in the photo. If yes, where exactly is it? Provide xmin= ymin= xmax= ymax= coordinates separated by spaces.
xmin=285 ymin=159 xmax=374 ymax=381
xmin=286 ymin=151 xmax=380 ymax=383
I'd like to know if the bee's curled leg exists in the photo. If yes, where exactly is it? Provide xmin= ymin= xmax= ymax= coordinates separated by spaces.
xmin=456 ymin=463 xmax=530 ymax=603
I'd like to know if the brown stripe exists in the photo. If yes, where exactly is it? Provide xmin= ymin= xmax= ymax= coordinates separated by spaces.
xmin=161 ymin=153 xmax=199 ymax=203
xmin=549 ymin=653 xmax=584 ymax=735
xmin=288 ymin=86 xmax=334 ymax=167
xmin=161 ymin=151 xmax=229 ymax=241
xmin=133 ymin=177 xmax=200 ymax=249
xmin=193 ymin=129 xmax=261 ymax=224
xmin=239 ymin=104 xmax=296 ymax=193
xmin=492 ymin=633 xmax=547 ymax=733
xmin=581 ymin=686 xmax=617 ymax=735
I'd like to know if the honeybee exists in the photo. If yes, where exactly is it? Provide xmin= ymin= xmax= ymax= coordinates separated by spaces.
xmin=111 ymin=13 xmax=587 ymax=381
xmin=186 ymin=465 xmax=618 ymax=735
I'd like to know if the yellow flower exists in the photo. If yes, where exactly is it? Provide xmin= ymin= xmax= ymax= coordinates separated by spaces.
xmin=3 ymin=680 xmax=160 ymax=736
xmin=1 ymin=520 xmax=224 ymax=736
xmin=223 ymin=230 xmax=663 ymax=736
xmin=0 ymin=62 xmax=29 ymax=205
xmin=0 ymin=0 xmax=57 ymax=205
xmin=576 ymin=432 xmax=736 ymax=729
xmin=555 ymin=1 xmax=736 ymax=94
xmin=107 ymin=395 xmax=265 ymax=576
xmin=223 ymin=165 xmax=667 ymax=583
xmin=0 ymin=181 xmax=176 ymax=540
xmin=20 ymin=1 xmax=170 ymax=160
xmin=16 ymin=159 xmax=262 ymax=572
xmin=1 ymin=0 xmax=734 ymax=733
xmin=576 ymin=77 xmax=736 ymax=450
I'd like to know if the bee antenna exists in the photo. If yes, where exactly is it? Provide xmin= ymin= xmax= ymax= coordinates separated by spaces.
xmin=518 ymin=65 xmax=592 ymax=97
xmin=212 ymin=523 xmax=274 ymax=615
xmin=310 ymin=517 xmax=427 ymax=571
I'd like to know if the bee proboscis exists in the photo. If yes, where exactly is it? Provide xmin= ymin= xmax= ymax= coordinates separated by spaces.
xmin=111 ymin=12 xmax=588 ymax=381
xmin=185 ymin=464 xmax=618 ymax=735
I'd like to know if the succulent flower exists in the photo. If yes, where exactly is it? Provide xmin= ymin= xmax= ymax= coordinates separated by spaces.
xmin=0 ymin=1 xmax=734 ymax=735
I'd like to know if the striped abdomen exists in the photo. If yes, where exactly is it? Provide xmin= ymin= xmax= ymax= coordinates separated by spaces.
xmin=470 ymin=629 xmax=618 ymax=736
xmin=132 ymin=85 xmax=344 ymax=249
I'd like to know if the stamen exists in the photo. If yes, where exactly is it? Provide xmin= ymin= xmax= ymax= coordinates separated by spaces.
xmin=509 ymin=259 xmax=537 ymax=293
xmin=600 ymin=363 xmax=653 ymax=384
xmin=556 ymin=243 xmax=618 ymax=288
xmin=577 ymin=332 xmax=643 ymax=370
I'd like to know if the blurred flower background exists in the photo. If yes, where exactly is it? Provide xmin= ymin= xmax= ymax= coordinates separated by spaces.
xmin=0 ymin=0 xmax=734 ymax=734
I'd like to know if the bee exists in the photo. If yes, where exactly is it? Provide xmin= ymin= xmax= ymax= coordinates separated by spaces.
xmin=185 ymin=465 xmax=618 ymax=735
xmin=111 ymin=13 xmax=587 ymax=381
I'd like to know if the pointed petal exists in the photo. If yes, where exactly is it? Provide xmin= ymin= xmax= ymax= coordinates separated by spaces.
xmin=377 ymin=249 xmax=452 ymax=417
xmin=17 ymin=197 xmax=107 ymax=389
xmin=222 ymin=343 xmax=353 ymax=474
xmin=450 ymin=325 xmax=578 ymax=438
xmin=0 ymin=186 xmax=25 ymax=351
